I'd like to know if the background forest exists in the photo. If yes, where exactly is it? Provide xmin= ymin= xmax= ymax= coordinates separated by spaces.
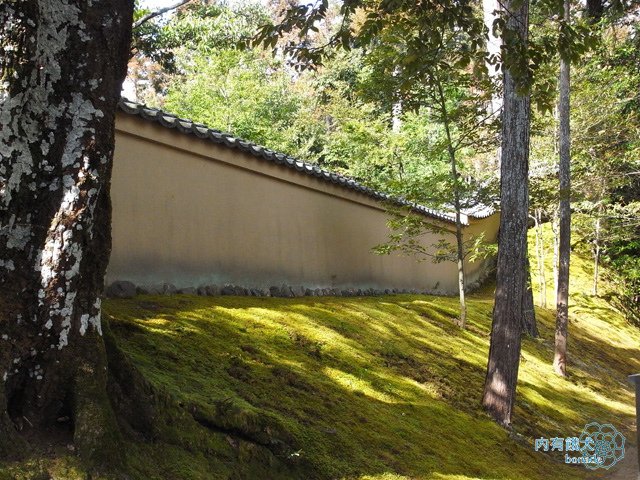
xmin=129 ymin=0 xmax=640 ymax=323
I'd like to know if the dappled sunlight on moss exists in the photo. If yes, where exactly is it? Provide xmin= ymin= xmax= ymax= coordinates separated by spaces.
xmin=0 ymin=456 xmax=89 ymax=480
xmin=324 ymin=367 xmax=399 ymax=403
xmin=84 ymin=233 xmax=640 ymax=479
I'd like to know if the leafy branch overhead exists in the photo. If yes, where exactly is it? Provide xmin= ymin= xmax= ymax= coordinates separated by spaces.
xmin=374 ymin=210 xmax=497 ymax=264
xmin=255 ymin=0 xmax=597 ymax=112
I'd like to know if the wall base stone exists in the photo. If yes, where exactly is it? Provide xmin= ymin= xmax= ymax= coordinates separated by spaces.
xmin=105 ymin=280 xmax=137 ymax=299
xmin=104 ymin=279 xmax=489 ymax=300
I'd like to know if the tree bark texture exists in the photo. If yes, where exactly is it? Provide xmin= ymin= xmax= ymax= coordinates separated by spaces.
xmin=554 ymin=0 xmax=571 ymax=378
xmin=592 ymin=202 xmax=602 ymax=296
xmin=482 ymin=0 xmax=530 ymax=426
xmin=482 ymin=0 xmax=503 ymax=175
xmin=523 ymin=257 xmax=539 ymax=337
xmin=552 ymin=212 xmax=559 ymax=293
xmin=437 ymin=80 xmax=467 ymax=328
xmin=533 ymin=209 xmax=546 ymax=307
xmin=0 ymin=0 xmax=134 ymax=461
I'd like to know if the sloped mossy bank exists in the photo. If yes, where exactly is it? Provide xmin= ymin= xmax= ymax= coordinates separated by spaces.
xmin=1 ymin=245 xmax=638 ymax=479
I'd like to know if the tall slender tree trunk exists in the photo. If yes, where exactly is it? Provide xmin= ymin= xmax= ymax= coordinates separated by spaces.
xmin=485 ymin=0 xmax=537 ymax=339
xmin=437 ymin=80 xmax=467 ymax=328
xmin=482 ymin=0 xmax=531 ymax=426
xmin=532 ymin=209 xmax=547 ymax=306
xmin=0 ymin=0 xmax=134 ymax=462
xmin=392 ymin=66 xmax=403 ymax=133
xmin=523 ymin=257 xmax=539 ymax=337
xmin=453 ymin=217 xmax=467 ymax=328
xmin=483 ymin=0 xmax=503 ymax=175
xmin=552 ymin=211 xmax=559 ymax=293
xmin=554 ymin=0 xmax=571 ymax=377
xmin=592 ymin=202 xmax=603 ymax=296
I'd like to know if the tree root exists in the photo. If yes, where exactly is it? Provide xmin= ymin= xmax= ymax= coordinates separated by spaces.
xmin=101 ymin=319 xmax=305 ymax=478
xmin=103 ymin=320 xmax=162 ymax=440
xmin=0 ymin=409 xmax=25 ymax=459
xmin=0 ymin=316 xmax=306 ymax=479
xmin=189 ymin=400 xmax=297 ymax=457
xmin=73 ymin=352 xmax=125 ymax=471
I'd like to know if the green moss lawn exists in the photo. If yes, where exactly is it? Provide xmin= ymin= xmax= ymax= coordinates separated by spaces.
xmin=1 ymin=231 xmax=638 ymax=479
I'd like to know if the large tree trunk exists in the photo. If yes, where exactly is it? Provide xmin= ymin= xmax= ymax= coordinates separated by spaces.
xmin=482 ymin=0 xmax=531 ymax=426
xmin=554 ymin=0 xmax=571 ymax=378
xmin=0 ymin=0 xmax=134 ymax=463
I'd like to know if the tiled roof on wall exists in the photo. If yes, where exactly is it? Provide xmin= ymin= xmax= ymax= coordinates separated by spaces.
xmin=117 ymin=98 xmax=495 ymax=225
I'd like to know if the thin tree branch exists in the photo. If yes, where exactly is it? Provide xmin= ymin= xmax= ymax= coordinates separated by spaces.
xmin=133 ymin=0 xmax=194 ymax=29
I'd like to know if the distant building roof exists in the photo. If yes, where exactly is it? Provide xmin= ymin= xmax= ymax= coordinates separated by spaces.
xmin=117 ymin=98 xmax=495 ymax=225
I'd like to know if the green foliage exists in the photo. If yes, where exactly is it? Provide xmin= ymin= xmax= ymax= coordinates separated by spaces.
xmin=528 ymin=19 xmax=640 ymax=322
xmin=163 ymin=2 xmax=267 ymax=54
xmin=373 ymin=209 xmax=495 ymax=265
xmin=255 ymin=0 xmax=597 ymax=109
xmin=576 ymin=29 xmax=638 ymax=309
xmin=153 ymin=5 xmax=494 ymax=205
xmin=131 ymin=2 xmax=182 ymax=72
xmin=322 ymin=2 xmax=499 ymax=276
xmin=132 ymin=1 xmax=268 ymax=73
xmin=163 ymin=47 xmax=311 ymax=154
xmin=135 ymin=0 xmax=639 ymax=321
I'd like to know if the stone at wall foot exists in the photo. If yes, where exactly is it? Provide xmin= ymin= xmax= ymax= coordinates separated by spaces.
xmin=269 ymin=286 xmax=281 ymax=297
xmin=221 ymin=285 xmax=236 ymax=295
xmin=106 ymin=281 xmax=137 ymax=299
xmin=292 ymin=285 xmax=305 ymax=297
xmin=275 ymin=284 xmax=294 ymax=298
xmin=140 ymin=283 xmax=177 ymax=295
xmin=206 ymin=285 xmax=221 ymax=296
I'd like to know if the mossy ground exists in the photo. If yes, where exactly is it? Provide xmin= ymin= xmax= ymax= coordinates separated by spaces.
xmin=1 ymin=230 xmax=638 ymax=479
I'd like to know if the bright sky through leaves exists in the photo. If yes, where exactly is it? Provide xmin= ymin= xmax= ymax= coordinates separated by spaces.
xmin=140 ymin=0 xmax=177 ymax=8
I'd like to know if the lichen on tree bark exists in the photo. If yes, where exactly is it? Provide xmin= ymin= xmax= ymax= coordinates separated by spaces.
xmin=0 ymin=0 xmax=134 ymax=464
